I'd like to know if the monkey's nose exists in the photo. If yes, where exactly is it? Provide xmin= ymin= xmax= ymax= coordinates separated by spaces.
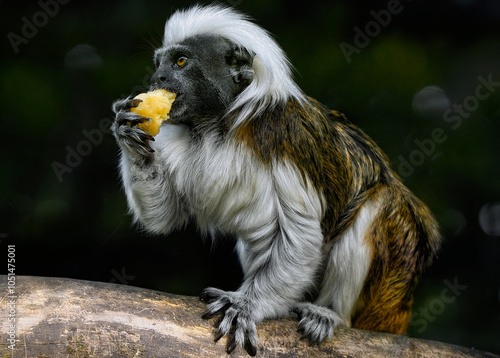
xmin=149 ymin=68 xmax=170 ymax=88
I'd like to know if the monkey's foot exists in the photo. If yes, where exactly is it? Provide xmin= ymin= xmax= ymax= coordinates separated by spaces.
xmin=293 ymin=302 xmax=342 ymax=346
xmin=200 ymin=287 xmax=258 ymax=356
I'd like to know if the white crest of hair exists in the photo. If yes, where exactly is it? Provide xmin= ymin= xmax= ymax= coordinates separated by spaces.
xmin=162 ymin=4 xmax=307 ymax=128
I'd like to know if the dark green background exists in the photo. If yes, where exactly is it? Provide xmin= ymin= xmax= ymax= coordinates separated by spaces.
xmin=2 ymin=0 xmax=499 ymax=354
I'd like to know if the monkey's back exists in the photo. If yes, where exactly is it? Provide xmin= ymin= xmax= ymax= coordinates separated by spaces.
xmin=234 ymin=96 xmax=441 ymax=334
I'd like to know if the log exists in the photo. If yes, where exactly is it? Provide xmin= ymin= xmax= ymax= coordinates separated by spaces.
xmin=0 ymin=276 xmax=497 ymax=358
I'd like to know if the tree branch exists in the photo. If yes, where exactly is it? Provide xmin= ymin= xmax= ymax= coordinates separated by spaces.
xmin=0 ymin=276 xmax=497 ymax=357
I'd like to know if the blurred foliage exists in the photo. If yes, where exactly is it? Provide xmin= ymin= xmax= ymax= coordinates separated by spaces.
xmin=1 ymin=0 xmax=499 ymax=353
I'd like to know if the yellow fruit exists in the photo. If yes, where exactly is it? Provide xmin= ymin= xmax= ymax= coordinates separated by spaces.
xmin=130 ymin=89 xmax=176 ymax=136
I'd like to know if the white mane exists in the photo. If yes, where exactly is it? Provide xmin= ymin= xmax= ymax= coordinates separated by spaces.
xmin=161 ymin=5 xmax=307 ymax=128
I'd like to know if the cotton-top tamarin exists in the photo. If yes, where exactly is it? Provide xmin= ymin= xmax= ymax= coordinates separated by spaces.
xmin=111 ymin=5 xmax=441 ymax=356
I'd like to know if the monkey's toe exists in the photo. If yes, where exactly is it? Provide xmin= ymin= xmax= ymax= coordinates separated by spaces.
xmin=200 ymin=288 xmax=258 ymax=356
xmin=294 ymin=303 xmax=342 ymax=346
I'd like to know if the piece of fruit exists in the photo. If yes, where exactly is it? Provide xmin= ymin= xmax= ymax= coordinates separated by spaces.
xmin=130 ymin=89 xmax=176 ymax=136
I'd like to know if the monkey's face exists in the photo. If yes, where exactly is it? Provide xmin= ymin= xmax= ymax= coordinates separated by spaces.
xmin=150 ymin=34 xmax=254 ymax=127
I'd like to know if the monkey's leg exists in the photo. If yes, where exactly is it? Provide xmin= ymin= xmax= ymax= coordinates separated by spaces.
xmin=200 ymin=165 xmax=325 ymax=355
xmin=349 ymin=245 xmax=414 ymax=335
xmin=293 ymin=200 xmax=379 ymax=345
xmin=200 ymin=227 xmax=323 ymax=355
xmin=351 ymin=188 xmax=435 ymax=334
xmin=351 ymin=290 xmax=412 ymax=334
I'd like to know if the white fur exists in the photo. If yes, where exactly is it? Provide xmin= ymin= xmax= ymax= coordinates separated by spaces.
xmin=314 ymin=200 xmax=378 ymax=325
xmin=119 ymin=126 xmax=325 ymax=320
xmin=237 ymin=160 xmax=325 ymax=320
xmin=159 ymin=5 xmax=306 ymax=128
xmin=154 ymin=126 xmax=276 ymax=239
xmin=118 ymin=146 xmax=190 ymax=235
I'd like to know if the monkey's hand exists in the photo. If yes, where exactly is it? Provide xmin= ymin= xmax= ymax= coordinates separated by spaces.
xmin=111 ymin=97 xmax=156 ymax=157
xmin=293 ymin=302 xmax=342 ymax=346
xmin=200 ymin=287 xmax=258 ymax=356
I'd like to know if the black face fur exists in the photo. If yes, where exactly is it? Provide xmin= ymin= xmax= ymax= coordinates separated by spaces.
xmin=150 ymin=34 xmax=254 ymax=126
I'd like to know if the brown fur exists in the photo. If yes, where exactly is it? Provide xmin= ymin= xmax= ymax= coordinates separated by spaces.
xmin=233 ymin=97 xmax=441 ymax=334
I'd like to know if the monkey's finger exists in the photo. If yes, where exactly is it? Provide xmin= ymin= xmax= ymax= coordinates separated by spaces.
xmin=299 ymin=325 xmax=324 ymax=346
xmin=117 ymin=110 xmax=150 ymax=127
xmin=201 ymin=302 xmax=231 ymax=320
xmin=112 ymin=97 xmax=133 ymax=113
xmin=201 ymin=298 xmax=231 ymax=319
xmin=308 ymin=334 xmax=320 ymax=347
xmin=127 ymin=117 xmax=151 ymax=127
xmin=199 ymin=287 xmax=226 ymax=303
xmin=126 ymin=98 xmax=143 ymax=109
xmin=213 ymin=330 xmax=224 ymax=343
xmin=199 ymin=291 xmax=214 ymax=303
xmin=232 ymin=314 xmax=257 ymax=356
xmin=297 ymin=321 xmax=318 ymax=345
xmin=201 ymin=311 xmax=216 ymax=320
xmin=243 ymin=333 xmax=257 ymax=356
xmin=296 ymin=319 xmax=307 ymax=334
xmin=131 ymin=132 xmax=155 ymax=153
xmin=217 ymin=307 xmax=238 ymax=336
xmin=226 ymin=327 xmax=257 ymax=356
xmin=226 ymin=339 xmax=237 ymax=355
xmin=226 ymin=338 xmax=257 ymax=357
xmin=138 ymin=131 xmax=155 ymax=143
xmin=299 ymin=333 xmax=309 ymax=342
xmin=298 ymin=329 xmax=318 ymax=345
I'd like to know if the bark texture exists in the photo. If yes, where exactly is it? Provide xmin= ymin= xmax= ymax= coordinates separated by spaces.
xmin=0 ymin=276 xmax=498 ymax=358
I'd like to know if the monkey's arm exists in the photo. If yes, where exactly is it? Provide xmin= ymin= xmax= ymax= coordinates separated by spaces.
xmin=111 ymin=98 xmax=190 ymax=234
xmin=200 ymin=162 xmax=326 ymax=356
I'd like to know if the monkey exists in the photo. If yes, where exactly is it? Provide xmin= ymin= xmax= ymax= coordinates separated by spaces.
xmin=111 ymin=5 xmax=441 ymax=356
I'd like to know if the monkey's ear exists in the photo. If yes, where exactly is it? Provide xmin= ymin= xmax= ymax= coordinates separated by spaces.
xmin=227 ymin=45 xmax=255 ymax=86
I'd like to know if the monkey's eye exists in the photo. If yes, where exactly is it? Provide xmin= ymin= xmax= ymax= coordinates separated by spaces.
xmin=176 ymin=57 xmax=187 ymax=67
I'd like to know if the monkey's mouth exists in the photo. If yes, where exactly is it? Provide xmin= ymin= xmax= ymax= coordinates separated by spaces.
xmin=165 ymin=92 xmax=183 ymax=123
